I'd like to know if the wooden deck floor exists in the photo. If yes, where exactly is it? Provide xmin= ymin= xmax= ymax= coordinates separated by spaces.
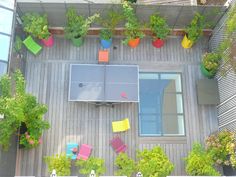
xmin=15 ymin=36 xmax=218 ymax=177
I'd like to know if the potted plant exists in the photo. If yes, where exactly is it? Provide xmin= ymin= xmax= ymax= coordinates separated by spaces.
xmin=184 ymin=143 xmax=220 ymax=176
xmin=122 ymin=1 xmax=145 ymax=48
xmin=149 ymin=13 xmax=170 ymax=48
xmin=65 ymin=7 xmax=99 ymax=47
xmin=206 ymin=130 xmax=236 ymax=175
xmin=19 ymin=95 xmax=49 ymax=149
xmin=124 ymin=0 xmax=137 ymax=3
xmin=100 ymin=29 xmax=113 ymax=49
xmin=22 ymin=13 xmax=53 ymax=47
xmin=200 ymin=52 xmax=221 ymax=78
xmin=99 ymin=11 xmax=123 ymax=49
xmin=136 ymin=146 xmax=174 ymax=177
xmin=44 ymin=153 xmax=71 ymax=176
xmin=115 ymin=153 xmax=136 ymax=177
xmin=0 ymin=70 xmax=50 ymax=150
xmin=182 ymin=13 xmax=205 ymax=49
xmin=75 ymin=157 xmax=106 ymax=176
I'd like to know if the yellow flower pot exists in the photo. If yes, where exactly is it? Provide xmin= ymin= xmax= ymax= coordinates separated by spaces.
xmin=181 ymin=35 xmax=194 ymax=49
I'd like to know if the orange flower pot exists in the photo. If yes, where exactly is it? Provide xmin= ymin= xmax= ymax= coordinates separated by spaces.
xmin=128 ymin=38 xmax=140 ymax=48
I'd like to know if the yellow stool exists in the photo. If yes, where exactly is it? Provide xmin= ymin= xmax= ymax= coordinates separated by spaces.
xmin=112 ymin=118 xmax=130 ymax=132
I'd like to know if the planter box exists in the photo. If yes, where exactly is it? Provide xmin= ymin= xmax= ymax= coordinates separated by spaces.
xmin=200 ymin=62 xmax=215 ymax=79
xmin=19 ymin=122 xmax=27 ymax=149
xmin=223 ymin=165 xmax=236 ymax=175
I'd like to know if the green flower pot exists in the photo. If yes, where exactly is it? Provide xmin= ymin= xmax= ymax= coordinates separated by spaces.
xmin=71 ymin=37 xmax=84 ymax=47
xmin=200 ymin=62 xmax=215 ymax=79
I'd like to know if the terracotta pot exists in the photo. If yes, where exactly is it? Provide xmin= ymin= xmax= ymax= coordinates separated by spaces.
xmin=41 ymin=34 xmax=54 ymax=47
xmin=152 ymin=38 xmax=165 ymax=48
xmin=128 ymin=38 xmax=140 ymax=48
xmin=181 ymin=34 xmax=194 ymax=49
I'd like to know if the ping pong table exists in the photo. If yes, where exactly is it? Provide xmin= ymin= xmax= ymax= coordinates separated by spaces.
xmin=68 ymin=64 xmax=139 ymax=102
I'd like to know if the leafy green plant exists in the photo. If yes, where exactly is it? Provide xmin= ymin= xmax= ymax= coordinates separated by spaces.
xmin=217 ymin=4 xmax=236 ymax=73
xmin=185 ymin=143 xmax=220 ymax=176
xmin=206 ymin=130 xmax=236 ymax=168
xmin=136 ymin=146 xmax=174 ymax=177
xmin=122 ymin=1 xmax=145 ymax=45
xmin=125 ymin=0 xmax=137 ymax=3
xmin=22 ymin=13 xmax=50 ymax=40
xmin=149 ymin=13 xmax=170 ymax=40
xmin=0 ymin=70 xmax=50 ymax=150
xmin=99 ymin=10 xmax=123 ymax=40
xmin=100 ymin=29 xmax=113 ymax=40
xmin=202 ymin=52 xmax=221 ymax=75
xmin=13 ymin=36 xmax=23 ymax=54
xmin=19 ymin=94 xmax=49 ymax=148
xmin=75 ymin=157 xmax=106 ymax=176
xmin=186 ymin=13 xmax=205 ymax=43
xmin=44 ymin=153 xmax=71 ymax=176
xmin=65 ymin=7 xmax=99 ymax=40
xmin=115 ymin=153 xmax=136 ymax=177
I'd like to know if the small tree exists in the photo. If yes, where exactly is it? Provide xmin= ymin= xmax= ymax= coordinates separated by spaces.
xmin=136 ymin=146 xmax=174 ymax=177
xmin=185 ymin=143 xmax=220 ymax=176
xmin=0 ymin=70 xmax=50 ymax=150
xmin=75 ymin=157 xmax=106 ymax=176
xmin=44 ymin=153 xmax=71 ymax=176
xmin=115 ymin=153 xmax=136 ymax=177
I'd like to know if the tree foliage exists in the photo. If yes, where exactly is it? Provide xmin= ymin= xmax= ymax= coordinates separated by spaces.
xmin=75 ymin=157 xmax=106 ymax=176
xmin=115 ymin=153 xmax=136 ymax=177
xmin=44 ymin=153 xmax=71 ymax=176
xmin=136 ymin=146 xmax=174 ymax=177
xmin=0 ymin=70 xmax=50 ymax=150
xmin=185 ymin=143 xmax=220 ymax=176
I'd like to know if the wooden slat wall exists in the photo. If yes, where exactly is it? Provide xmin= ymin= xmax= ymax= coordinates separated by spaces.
xmin=15 ymin=36 xmax=218 ymax=177
xmin=137 ymin=0 xmax=191 ymax=5
xmin=209 ymin=1 xmax=236 ymax=132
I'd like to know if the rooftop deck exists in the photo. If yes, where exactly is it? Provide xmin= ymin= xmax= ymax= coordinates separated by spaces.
xmin=15 ymin=36 xmax=218 ymax=177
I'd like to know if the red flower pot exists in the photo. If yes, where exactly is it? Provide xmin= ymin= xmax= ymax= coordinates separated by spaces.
xmin=152 ymin=38 xmax=165 ymax=48
xmin=41 ymin=34 xmax=54 ymax=47
xmin=128 ymin=38 xmax=140 ymax=48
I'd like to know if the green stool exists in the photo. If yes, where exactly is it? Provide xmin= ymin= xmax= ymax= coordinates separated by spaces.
xmin=23 ymin=36 xmax=42 ymax=55
xmin=196 ymin=79 xmax=220 ymax=105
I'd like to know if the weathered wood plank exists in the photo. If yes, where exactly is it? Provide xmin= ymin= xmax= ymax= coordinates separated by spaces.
xmin=15 ymin=36 xmax=218 ymax=177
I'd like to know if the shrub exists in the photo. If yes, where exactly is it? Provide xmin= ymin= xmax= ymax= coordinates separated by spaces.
xmin=136 ymin=146 xmax=174 ymax=177
xmin=99 ymin=10 xmax=123 ymax=40
xmin=186 ymin=13 xmax=205 ymax=43
xmin=149 ymin=13 xmax=170 ymax=40
xmin=185 ymin=143 xmax=220 ymax=176
xmin=115 ymin=153 xmax=136 ymax=177
xmin=122 ymin=1 xmax=144 ymax=45
xmin=22 ymin=13 xmax=50 ymax=40
xmin=75 ymin=157 xmax=106 ymax=176
xmin=0 ymin=70 xmax=50 ymax=150
xmin=44 ymin=153 xmax=71 ymax=176
xmin=202 ymin=52 xmax=221 ymax=75
xmin=206 ymin=130 xmax=236 ymax=168
xmin=64 ymin=7 xmax=99 ymax=39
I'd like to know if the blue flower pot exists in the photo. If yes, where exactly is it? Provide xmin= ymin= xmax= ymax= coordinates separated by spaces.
xmin=100 ymin=38 xmax=112 ymax=49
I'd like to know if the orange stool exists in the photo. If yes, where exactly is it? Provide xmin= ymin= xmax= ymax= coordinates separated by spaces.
xmin=98 ymin=50 xmax=109 ymax=63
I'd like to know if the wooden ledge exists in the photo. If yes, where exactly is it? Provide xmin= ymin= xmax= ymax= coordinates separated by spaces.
xmin=49 ymin=27 xmax=213 ymax=37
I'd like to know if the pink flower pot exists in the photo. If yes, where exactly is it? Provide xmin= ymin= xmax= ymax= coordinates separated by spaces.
xmin=41 ymin=34 xmax=54 ymax=47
